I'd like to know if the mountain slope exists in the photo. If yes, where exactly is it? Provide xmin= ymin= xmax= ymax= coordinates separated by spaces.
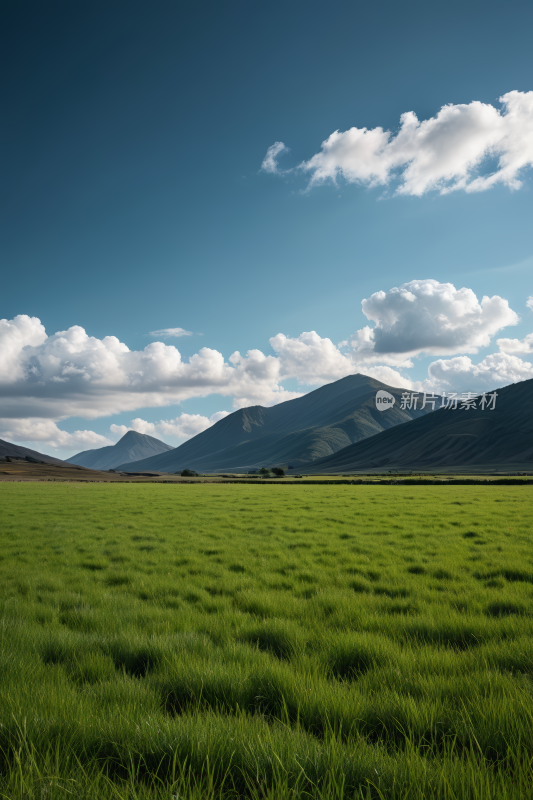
xmin=117 ymin=374 xmax=431 ymax=473
xmin=0 ymin=439 xmax=68 ymax=465
xmin=304 ymin=378 xmax=533 ymax=473
xmin=67 ymin=430 xmax=173 ymax=470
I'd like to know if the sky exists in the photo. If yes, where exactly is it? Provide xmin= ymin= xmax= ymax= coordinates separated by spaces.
xmin=2 ymin=0 xmax=533 ymax=459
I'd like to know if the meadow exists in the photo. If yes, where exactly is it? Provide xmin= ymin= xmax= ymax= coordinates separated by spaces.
xmin=0 ymin=483 xmax=532 ymax=799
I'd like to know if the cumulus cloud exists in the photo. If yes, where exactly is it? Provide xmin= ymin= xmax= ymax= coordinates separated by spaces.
xmin=0 ymin=281 xmax=522 ymax=434
xmin=497 ymin=333 xmax=533 ymax=354
xmin=361 ymin=365 xmax=418 ymax=389
xmin=0 ymin=315 xmax=47 ymax=381
xmin=526 ymin=296 xmax=533 ymax=311
xmin=260 ymin=141 xmax=290 ymax=174
xmin=148 ymin=328 xmax=193 ymax=338
xmin=425 ymin=352 xmax=533 ymax=394
xmin=262 ymin=281 xmax=523 ymax=394
xmin=263 ymin=91 xmax=533 ymax=196
xmin=110 ymin=411 xmax=230 ymax=443
xmin=266 ymin=277 xmax=517 ymax=385
xmin=0 ymin=418 xmax=113 ymax=450
xmin=353 ymin=279 xmax=519 ymax=357
xmin=270 ymin=331 xmax=359 ymax=383
xmin=0 ymin=318 xmax=301 ymax=420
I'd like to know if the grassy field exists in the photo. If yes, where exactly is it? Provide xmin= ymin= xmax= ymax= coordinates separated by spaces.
xmin=1 ymin=483 xmax=532 ymax=799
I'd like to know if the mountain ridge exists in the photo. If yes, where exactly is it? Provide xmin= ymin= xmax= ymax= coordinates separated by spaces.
xmin=0 ymin=438 xmax=69 ymax=466
xmin=67 ymin=430 xmax=173 ymax=470
xmin=116 ymin=374 xmax=431 ymax=473
xmin=303 ymin=378 xmax=533 ymax=473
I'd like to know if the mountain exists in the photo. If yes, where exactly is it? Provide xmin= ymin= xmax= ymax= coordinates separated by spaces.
xmin=0 ymin=438 xmax=68 ymax=465
xmin=304 ymin=378 xmax=533 ymax=473
xmin=116 ymin=374 xmax=432 ymax=474
xmin=66 ymin=430 xmax=174 ymax=470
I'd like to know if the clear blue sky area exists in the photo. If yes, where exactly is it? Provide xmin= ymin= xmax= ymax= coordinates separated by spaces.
xmin=2 ymin=0 xmax=533 ymax=457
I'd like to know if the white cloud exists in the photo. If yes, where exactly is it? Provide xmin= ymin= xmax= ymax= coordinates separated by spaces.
xmin=270 ymin=331 xmax=359 ymax=383
xmin=0 ymin=418 xmax=113 ymax=450
xmin=0 ymin=315 xmax=47 ymax=382
xmin=497 ymin=333 xmax=533 ymax=354
xmin=0 ymin=283 xmax=522 ymax=429
xmin=425 ymin=352 xmax=533 ymax=394
xmin=260 ymin=141 xmax=290 ymax=174
xmin=0 ymin=318 xmax=301 ymax=420
xmin=110 ymin=410 xmax=231 ymax=443
xmin=526 ymin=296 xmax=533 ymax=311
xmin=148 ymin=328 xmax=193 ymax=338
xmin=361 ymin=365 xmax=418 ymax=389
xmin=354 ymin=279 xmax=518 ymax=357
xmin=263 ymin=91 xmax=533 ymax=196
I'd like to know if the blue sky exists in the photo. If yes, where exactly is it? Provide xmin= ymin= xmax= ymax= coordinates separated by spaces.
xmin=2 ymin=0 xmax=533 ymax=458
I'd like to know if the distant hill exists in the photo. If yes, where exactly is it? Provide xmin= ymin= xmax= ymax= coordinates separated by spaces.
xmin=0 ymin=438 xmax=68 ymax=466
xmin=116 ymin=374 xmax=431 ymax=474
xmin=304 ymin=378 xmax=533 ymax=473
xmin=66 ymin=430 xmax=174 ymax=470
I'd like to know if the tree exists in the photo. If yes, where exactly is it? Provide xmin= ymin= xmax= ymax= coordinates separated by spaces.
xmin=258 ymin=467 xmax=270 ymax=475
xmin=271 ymin=467 xmax=285 ymax=476
xmin=180 ymin=468 xmax=198 ymax=477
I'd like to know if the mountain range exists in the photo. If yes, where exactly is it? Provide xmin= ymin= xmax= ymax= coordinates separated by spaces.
xmin=304 ymin=377 xmax=533 ymax=473
xmin=0 ymin=438 xmax=68 ymax=465
xmin=114 ymin=374 xmax=431 ymax=473
xmin=6 ymin=374 xmax=533 ymax=476
xmin=66 ymin=430 xmax=174 ymax=470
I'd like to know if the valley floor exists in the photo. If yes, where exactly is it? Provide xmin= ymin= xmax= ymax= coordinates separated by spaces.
xmin=1 ymin=484 xmax=532 ymax=799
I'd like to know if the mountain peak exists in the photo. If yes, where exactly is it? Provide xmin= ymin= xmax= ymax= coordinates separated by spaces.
xmin=67 ymin=428 xmax=173 ymax=470
xmin=119 ymin=430 xmax=148 ymax=442
xmin=114 ymin=372 xmax=430 ymax=473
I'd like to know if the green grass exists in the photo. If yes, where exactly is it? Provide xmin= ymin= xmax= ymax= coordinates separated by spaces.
xmin=1 ymin=483 xmax=532 ymax=799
